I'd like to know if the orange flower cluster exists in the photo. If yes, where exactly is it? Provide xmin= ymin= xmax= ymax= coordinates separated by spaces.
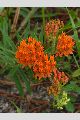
xmin=16 ymin=37 xmax=56 ymax=80
xmin=56 ymin=32 xmax=75 ymax=57
xmin=45 ymin=19 xmax=64 ymax=37
xmin=16 ymin=38 xmax=44 ymax=68
xmin=47 ymin=83 xmax=60 ymax=96
xmin=47 ymin=68 xmax=69 ymax=96
xmin=53 ymin=68 xmax=69 ymax=84
xmin=33 ymin=55 xmax=56 ymax=79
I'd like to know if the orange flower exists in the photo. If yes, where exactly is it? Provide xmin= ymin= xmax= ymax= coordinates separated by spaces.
xmin=56 ymin=32 xmax=75 ymax=57
xmin=47 ymin=83 xmax=60 ymax=96
xmin=53 ymin=68 xmax=69 ymax=84
xmin=45 ymin=19 xmax=64 ymax=37
xmin=47 ymin=68 xmax=69 ymax=96
xmin=33 ymin=54 xmax=56 ymax=80
xmin=16 ymin=37 xmax=44 ymax=67
xmin=16 ymin=37 xmax=56 ymax=80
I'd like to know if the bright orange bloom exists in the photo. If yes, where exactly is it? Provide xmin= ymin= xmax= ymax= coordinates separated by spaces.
xmin=16 ymin=37 xmax=56 ymax=80
xmin=56 ymin=32 xmax=75 ymax=57
xmin=33 ymin=55 xmax=56 ymax=79
xmin=16 ymin=37 xmax=44 ymax=67
xmin=45 ymin=19 xmax=64 ymax=37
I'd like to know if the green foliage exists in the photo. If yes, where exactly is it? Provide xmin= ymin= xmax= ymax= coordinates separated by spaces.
xmin=65 ymin=101 xmax=75 ymax=112
xmin=72 ymin=68 xmax=80 ymax=77
xmin=0 ymin=14 xmax=35 ymax=96
xmin=63 ymin=81 xmax=80 ymax=94
xmin=66 ymin=8 xmax=80 ymax=57
xmin=17 ymin=68 xmax=31 ymax=94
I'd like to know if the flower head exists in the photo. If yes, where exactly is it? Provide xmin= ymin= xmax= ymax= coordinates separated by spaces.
xmin=53 ymin=68 xmax=69 ymax=84
xmin=16 ymin=37 xmax=56 ymax=80
xmin=56 ymin=32 xmax=75 ymax=57
xmin=16 ymin=37 xmax=44 ymax=67
xmin=56 ymin=91 xmax=70 ymax=110
xmin=33 ymin=54 xmax=56 ymax=79
xmin=47 ymin=68 xmax=69 ymax=96
xmin=45 ymin=19 xmax=64 ymax=38
xmin=47 ymin=82 xmax=60 ymax=96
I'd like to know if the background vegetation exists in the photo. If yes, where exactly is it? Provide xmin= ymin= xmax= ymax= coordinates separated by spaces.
xmin=0 ymin=7 xmax=80 ymax=113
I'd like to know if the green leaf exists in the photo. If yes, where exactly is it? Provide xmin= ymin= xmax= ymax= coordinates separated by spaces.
xmin=39 ymin=27 xmax=44 ymax=44
xmin=66 ymin=8 xmax=80 ymax=57
xmin=8 ymin=66 xmax=24 ymax=96
xmin=63 ymin=84 xmax=73 ymax=92
xmin=12 ymin=74 xmax=24 ymax=96
xmin=0 ymin=17 xmax=16 ymax=51
xmin=23 ymin=20 xmax=30 ymax=38
xmin=0 ymin=48 xmax=15 ymax=66
xmin=31 ymin=23 xmax=38 ymax=40
xmin=44 ymin=47 xmax=52 ymax=54
xmin=10 ymin=101 xmax=22 ymax=113
xmin=16 ymin=32 xmax=22 ymax=42
xmin=72 ymin=68 xmax=80 ymax=77
xmin=18 ymin=68 xmax=31 ymax=94
xmin=65 ymin=101 xmax=75 ymax=112
xmin=63 ymin=82 xmax=80 ymax=94
xmin=20 ymin=8 xmax=29 ymax=17
xmin=18 ymin=8 xmax=38 ymax=32
xmin=69 ymin=96 xmax=76 ymax=102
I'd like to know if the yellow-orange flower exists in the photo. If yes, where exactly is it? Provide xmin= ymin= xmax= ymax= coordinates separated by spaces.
xmin=16 ymin=37 xmax=56 ymax=80
xmin=45 ymin=19 xmax=64 ymax=37
xmin=47 ymin=83 xmax=60 ymax=96
xmin=47 ymin=68 xmax=69 ymax=96
xmin=56 ymin=32 xmax=75 ymax=57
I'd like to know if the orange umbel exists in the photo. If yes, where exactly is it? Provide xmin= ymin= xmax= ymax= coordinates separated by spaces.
xmin=47 ymin=68 xmax=69 ymax=96
xmin=33 ymin=55 xmax=56 ymax=79
xmin=45 ymin=19 xmax=64 ymax=37
xmin=16 ymin=37 xmax=44 ymax=68
xmin=56 ymin=32 xmax=75 ymax=57
xmin=53 ymin=68 xmax=69 ymax=84
xmin=47 ymin=83 xmax=60 ymax=96
xmin=16 ymin=37 xmax=56 ymax=80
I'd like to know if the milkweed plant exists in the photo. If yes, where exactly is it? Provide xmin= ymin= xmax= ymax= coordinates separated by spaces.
xmin=15 ymin=19 xmax=75 ymax=110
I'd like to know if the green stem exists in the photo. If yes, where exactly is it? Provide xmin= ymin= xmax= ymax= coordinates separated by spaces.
xmin=10 ymin=101 xmax=22 ymax=113
xmin=52 ymin=37 xmax=58 ymax=54
xmin=73 ymin=54 xmax=79 ymax=68
xmin=42 ymin=7 xmax=46 ymax=42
